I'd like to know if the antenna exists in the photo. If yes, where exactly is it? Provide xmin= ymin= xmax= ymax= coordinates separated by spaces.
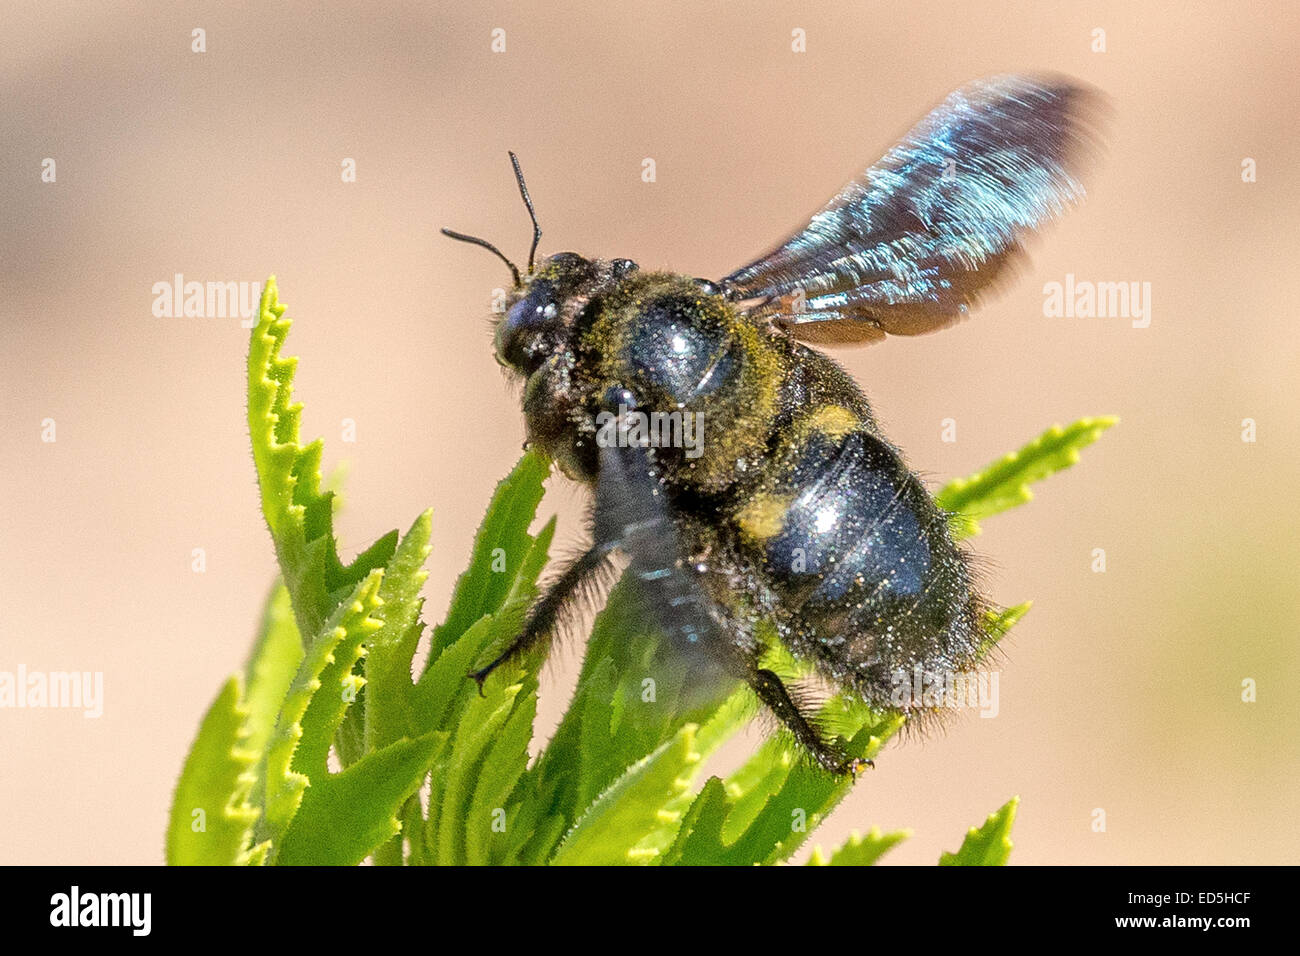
xmin=508 ymin=151 xmax=542 ymax=274
xmin=439 ymin=228 xmax=521 ymax=287
xmin=440 ymin=152 xmax=543 ymax=286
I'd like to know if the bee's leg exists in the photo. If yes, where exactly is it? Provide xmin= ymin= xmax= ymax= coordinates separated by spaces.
xmin=469 ymin=393 xmax=684 ymax=691
xmin=744 ymin=666 xmax=865 ymax=776
xmin=468 ymin=544 xmax=616 ymax=691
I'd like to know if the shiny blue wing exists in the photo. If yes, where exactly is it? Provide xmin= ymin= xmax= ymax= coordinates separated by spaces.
xmin=722 ymin=75 xmax=1103 ymax=344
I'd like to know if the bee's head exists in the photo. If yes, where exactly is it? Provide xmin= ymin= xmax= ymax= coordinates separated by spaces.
xmin=494 ymin=253 xmax=637 ymax=375
xmin=442 ymin=153 xmax=637 ymax=377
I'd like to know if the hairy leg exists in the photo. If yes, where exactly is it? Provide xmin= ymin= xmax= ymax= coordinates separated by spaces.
xmin=468 ymin=544 xmax=615 ymax=690
xmin=744 ymin=666 xmax=871 ymax=776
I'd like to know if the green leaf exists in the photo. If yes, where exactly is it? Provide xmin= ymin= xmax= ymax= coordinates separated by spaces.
xmin=165 ymin=677 xmax=260 ymax=866
xmin=550 ymin=725 xmax=703 ymax=866
xmin=276 ymin=731 xmax=447 ymax=866
xmin=411 ymin=515 xmax=554 ymax=739
xmin=625 ymin=689 xmax=753 ymax=862
xmin=807 ymin=827 xmax=911 ymax=866
xmin=249 ymin=570 xmax=384 ymax=861
xmin=408 ymin=492 xmax=555 ymax=867
xmin=658 ymin=776 xmax=729 ymax=866
xmin=241 ymin=583 xmax=305 ymax=759
xmin=399 ymin=796 xmax=427 ymax=866
xmin=939 ymin=796 xmax=1019 ymax=866
xmin=357 ymin=511 xmax=435 ymax=866
xmin=246 ymin=276 xmax=398 ymax=643
xmin=428 ymin=450 xmax=551 ymax=660
xmin=939 ymin=417 xmax=1117 ymax=540
xmin=975 ymin=600 xmax=1033 ymax=661
xmin=467 ymin=683 xmax=540 ymax=866
xmin=363 ymin=509 xmax=434 ymax=753
xmin=984 ymin=601 xmax=1032 ymax=642
xmin=662 ymin=710 xmax=905 ymax=866
xmin=431 ymin=681 xmax=526 ymax=866
xmin=675 ymin=644 xmax=903 ymax=866
xmin=413 ymin=614 xmax=514 ymax=732
xmin=514 ymin=581 xmax=743 ymax=865
xmin=398 ymin=456 xmax=555 ymax=868
xmin=292 ymin=572 xmax=385 ymax=780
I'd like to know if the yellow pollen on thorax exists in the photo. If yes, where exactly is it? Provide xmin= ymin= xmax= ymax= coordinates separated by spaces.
xmin=736 ymin=494 xmax=791 ymax=544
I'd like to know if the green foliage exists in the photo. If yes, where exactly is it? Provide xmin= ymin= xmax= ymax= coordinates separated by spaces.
xmin=940 ymin=797 xmax=1019 ymax=866
xmin=165 ymin=677 xmax=259 ymax=866
xmin=167 ymin=278 xmax=1113 ymax=866
xmin=807 ymin=827 xmax=911 ymax=866
xmin=939 ymin=417 xmax=1117 ymax=540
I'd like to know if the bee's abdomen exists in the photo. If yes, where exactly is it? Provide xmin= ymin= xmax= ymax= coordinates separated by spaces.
xmin=734 ymin=406 xmax=983 ymax=702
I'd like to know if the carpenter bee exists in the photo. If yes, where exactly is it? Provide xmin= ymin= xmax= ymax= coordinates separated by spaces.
xmin=443 ymin=75 xmax=1098 ymax=775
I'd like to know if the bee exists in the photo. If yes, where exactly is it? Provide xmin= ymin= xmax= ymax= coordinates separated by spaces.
xmin=443 ymin=75 xmax=1098 ymax=775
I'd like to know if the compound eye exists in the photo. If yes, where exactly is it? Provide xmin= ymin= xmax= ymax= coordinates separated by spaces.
xmin=497 ymin=283 xmax=560 ymax=373
xmin=611 ymin=258 xmax=639 ymax=278
xmin=506 ymin=296 xmax=556 ymax=328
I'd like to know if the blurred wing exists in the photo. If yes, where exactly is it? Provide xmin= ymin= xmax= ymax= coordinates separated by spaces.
xmin=721 ymin=75 xmax=1102 ymax=344
xmin=594 ymin=441 xmax=737 ymax=711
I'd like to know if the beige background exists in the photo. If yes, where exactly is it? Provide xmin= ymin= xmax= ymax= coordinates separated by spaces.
xmin=2 ymin=1 xmax=1297 ymax=865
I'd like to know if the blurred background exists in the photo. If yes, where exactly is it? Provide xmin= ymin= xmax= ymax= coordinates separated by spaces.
xmin=2 ymin=0 xmax=1297 ymax=865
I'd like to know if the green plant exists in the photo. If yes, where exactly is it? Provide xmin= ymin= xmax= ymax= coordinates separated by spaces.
xmin=165 ymin=277 xmax=1115 ymax=866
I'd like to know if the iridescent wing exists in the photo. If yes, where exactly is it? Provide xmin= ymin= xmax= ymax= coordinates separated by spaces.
xmin=721 ymin=75 xmax=1102 ymax=344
